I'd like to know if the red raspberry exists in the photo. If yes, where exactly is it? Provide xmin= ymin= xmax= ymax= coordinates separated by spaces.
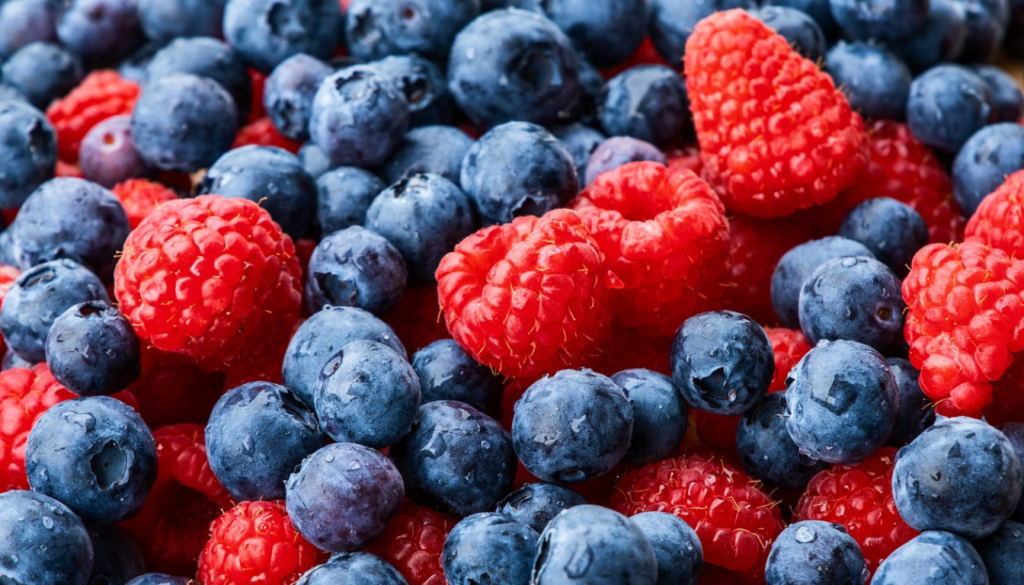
xmin=685 ymin=10 xmax=866 ymax=219
xmin=436 ymin=209 xmax=616 ymax=379
xmin=197 ymin=500 xmax=323 ymax=585
xmin=56 ymin=159 xmax=85 ymax=178
xmin=610 ymin=448 xmax=785 ymax=582
xmin=666 ymin=144 xmax=704 ymax=175
xmin=383 ymin=286 xmax=451 ymax=354
xmin=46 ymin=70 xmax=140 ymax=163
xmin=0 ymin=364 xmax=75 ymax=492
xmin=585 ymin=328 xmax=672 ymax=377
xmin=794 ymin=447 xmax=917 ymax=574
xmin=114 ymin=195 xmax=303 ymax=373
xmin=765 ymin=327 xmax=811 ymax=392
xmin=248 ymin=69 xmax=267 ymax=123
xmin=699 ymin=565 xmax=752 ymax=585
xmin=571 ymin=162 xmax=731 ymax=336
xmin=365 ymin=501 xmax=455 ymax=585
xmin=692 ymin=411 xmax=741 ymax=451
xmin=112 ymin=179 xmax=179 ymax=229
xmin=127 ymin=348 xmax=226 ymax=428
xmin=232 ymin=117 xmax=302 ymax=154
xmin=964 ymin=169 xmax=1024 ymax=255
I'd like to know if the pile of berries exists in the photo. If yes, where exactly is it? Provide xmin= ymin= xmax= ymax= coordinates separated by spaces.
xmin=3 ymin=1 xmax=1024 ymax=585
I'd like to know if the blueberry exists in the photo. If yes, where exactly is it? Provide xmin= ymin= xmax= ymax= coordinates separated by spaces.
xmin=443 ymin=513 xmax=539 ymax=585
xmin=0 ymin=490 xmax=94 ymax=585
xmin=137 ymin=0 xmax=227 ymax=43
xmin=888 ymin=0 xmax=968 ymax=72
xmin=79 ymin=115 xmax=151 ymax=189
xmin=612 ymin=368 xmax=688 ymax=464
xmin=670 ymin=311 xmax=774 ymax=416
xmin=955 ymin=0 xmax=1010 ymax=62
xmin=365 ymin=173 xmax=476 ymax=285
xmin=145 ymin=37 xmax=252 ymax=123
xmin=306 ymin=226 xmax=407 ymax=315
xmin=998 ymin=422 xmax=1024 ymax=521
xmin=829 ymin=0 xmax=928 ymax=41
xmin=371 ymin=55 xmax=457 ymax=128
xmin=131 ymin=73 xmax=238 ymax=172
xmin=736 ymin=392 xmax=829 ymax=490
xmin=0 ymin=259 xmax=109 ymax=362
xmin=45 ymin=300 xmax=142 ymax=397
xmin=57 ymin=0 xmax=144 ymax=63
xmin=763 ymin=0 xmax=841 ymax=38
xmin=3 ymin=348 xmax=36 ymax=370
xmin=309 ymin=65 xmax=410 ymax=167
xmin=26 ymin=396 xmax=157 ymax=527
xmin=300 ymin=141 xmax=336 ymax=179
xmin=127 ymin=575 xmax=192 ymax=585
xmin=286 ymin=442 xmax=405 ymax=552
xmin=532 ymin=505 xmax=657 ymax=585
xmin=460 ymin=121 xmax=578 ymax=225
xmin=1009 ymin=0 xmax=1024 ymax=57
xmin=381 ymin=126 xmax=474 ymax=187
xmin=495 ymin=482 xmax=587 ymax=533
xmin=887 ymin=358 xmax=935 ymax=447
xmin=346 ymin=0 xmax=478 ymax=61
xmin=838 ymin=198 xmax=928 ymax=278
xmin=765 ymin=521 xmax=868 ymax=585
xmin=195 ymin=145 xmax=317 ymax=238
xmin=391 ymin=400 xmax=516 ymax=516
xmin=0 ymin=41 xmax=82 ymax=109
xmin=521 ymin=0 xmax=648 ymax=68
xmin=512 ymin=369 xmax=633 ymax=483
xmin=447 ymin=8 xmax=581 ymax=128
xmin=893 ymin=416 xmax=1023 ymax=540
xmin=953 ymin=123 xmax=1024 ymax=216
xmin=825 ymin=43 xmax=912 ymax=122
xmin=584 ymin=136 xmax=665 ymax=185
xmin=648 ymin=0 xmax=755 ymax=66
xmin=206 ymin=381 xmax=328 ymax=502
xmin=771 ymin=236 xmax=874 ymax=329
xmin=0 ymin=100 xmax=56 ymax=209
xmin=116 ymin=41 xmax=161 ymax=84
xmin=573 ymin=58 xmax=605 ymax=127
xmin=785 ymin=340 xmax=899 ymax=464
xmin=599 ymin=65 xmax=690 ymax=147
xmin=6 ymin=178 xmax=129 ymax=282
xmin=0 ymin=0 xmax=59 ymax=59
xmin=264 ymin=53 xmax=333 ymax=142
xmin=0 ymin=84 xmax=26 ymax=104
xmin=752 ymin=6 xmax=828 ymax=60
xmin=282 ymin=306 xmax=407 ymax=408
xmin=89 ymin=527 xmax=146 ymax=585
xmin=906 ymin=65 xmax=992 ymax=154
xmin=412 ymin=339 xmax=504 ymax=418
xmin=873 ymin=531 xmax=988 ymax=585
xmin=296 ymin=552 xmax=408 ymax=585
xmin=630 ymin=512 xmax=703 ymax=585
xmin=222 ymin=0 xmax=343 ymax=73
xmin=316 ymin=167 xmax=386 ymax=235
xmin=973 ymin=520 xmax=1024 ymax=585
xmin=551 ymin=122 xmax=605 ymax=185
xmin=972 ymin=64 xmax=1024 ymax=123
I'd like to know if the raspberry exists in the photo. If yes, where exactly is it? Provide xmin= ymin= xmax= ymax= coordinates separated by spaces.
xmin=127 ymin=348 xmax=226 ymax=428
xmin=232 ymin=117 xmax=302 ymax=154
xmin=383 ymin=286 xmax=451 ymax=354
xmin=699 ymin=565 xmax=752 ymax=585
xmin=610 ymin=448 xmax=785 ymax=582
xmin=902 ymin=241 xmax=1024 ymax=415
xmin=0 ymin=364 xmax=74 ymax=492
xmin=685 ymin=10 xmax=866 ymax=219
xmin=692 ymin=411 xmax=741 ymax=451
xmin=56 ymin=159 xmax=84 ymax=178
xmin=248 ymin=69 xmax=267 ymax=123
xmin=114 ymin=195 xmax=303 ymax=373
xmin=197 ymin=500 xmax=323 ymax=585
xmin=365 ymin=500 xmax=455 ymax=585
xmin=571 ymin=162 xmax=731 ymax=336
xmin=794 ymin=447 xmax=917 ymax=574
xmin=436 ymin=209 xmax=616 ymax=379
xmin=111 ymin=179 xmax=179 ymax=229
xmin=765 ymin=327 xmax=812 ymax=392
xmin=46 ymin=70 xmax=140 ymax=163
xmin=666 ymin=144 xmax=704 ymax=175
xmin=964 ymin=169 xmax=1024 ymax=256
xmin=585 ymin=328 xmax=672 ymax=377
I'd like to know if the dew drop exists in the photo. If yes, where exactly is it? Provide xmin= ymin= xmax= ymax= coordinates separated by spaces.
xmin=795 ymin=525 xmax=817 ymax=543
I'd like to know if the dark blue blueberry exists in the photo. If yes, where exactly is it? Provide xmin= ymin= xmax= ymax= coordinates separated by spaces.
xmin=116 ymin=41 xmax=161 ymax=84
xmin=366 ymin=173 xmax=476 ymax=285
xmin=6 ymin=178 xmax=129 ymax=282
xmin=447 ymin=8 xmax=581 ymax=128
xmin=736 ymin=392 xmax=829 ymax=490
xmin=316 ymin=166 xmax=385 ymax=235
xmin=532 ymin=505 xmax=657 ymax=585
xmin=838 ymin=198 xmax=928 ymax=278
xmin=551 ymin=122 xmax=605 ymax=185
xmin=195 ymin=145 xmax=317 ymax=238
xmin=572 ymin=58 xmax=605 ymax=127
xmin=309 ymin=65 xmax=410 ymax=167
xmin=412 ymin=339 xmax=504 ymax=418
xmin=126 ymin=575 xmax=192 ymax=585
xmin=45 ymin=300 xmax=142 ymax=397
xmin=670 ymin=311 xmax=774 ymax=416
xmin=520 ymin=0 xmax=648 ymax=68
xmin=145 ymin=37 xmax=252 ymax=122
xmin=892 ymin=416 xmax=1023 ymax=540
xmin=765 ymin=521 xmax=868 ymax=585
xmin=889 ymin=0 xmax=968 ymax=72
xmin=346 ymin=0 xmax=478 ymax=62
xmin=26 ymin=396 xmax=157 ymax=527
xmin=131 ymin=73 xmax=239 ymax=172
xmin=137 ymin=0 xmax=227 ymax=43
xmin=0 ymin=99 xmax=56 ymax=209
xmin=223 ymin=0 xmax=343 ymax=73
xmin=0 ymin=259 xmax=108 ymax=362
xmin=584 ymin=136 xmax=665 ymax=185
xmin=0 ymin=0 xmax=59 ymax=59
xmin=887 ymin=358 xmax=934 ymax=447
xmin=460 ymin=121 xmax=578 ymax=225
xmin=286 ymin=442 xmax=405 ymax=552
xmin=906 ymin=65 xmax=992 ymax=154
xmin=443 ymin=513 xmax=539 ymax=585
xmin=79 ymin=115 xmax=151 ymax=189
xmin=264 ymin=53 xmax=333 ymax=142
xmin=829 ymin=0 xmax=928 ymax=41
xmin=381 ymin=125 xmax=474 ymax=186
xmin=0 ymin=41 xmax=82 ymax=109
xmin=873 ymin=531 xmax=988 ymax=585
xmin=612 ymin=368 xmax=688 ymax=464
xmin=771 ymin=236 xmax=874 ymax=329
xmin=391 ymin=400 xmax=516 ymax=516
xmin=955 ymin=0 xmax=1010 ymax=62
xmin=630 ymin=512 xmax=703 ymax=585
xmin=972 ymin=64 xmax=1024 ymax=123
xmin=57 ymin=0 xmax=144 ymax=63
xmin=785 ymin=340 xmax=899 ymax=464
xmin=89 ymin=527 xmax=146 ymax=585
xmin=599 ymin=65 xmax=690 ymax=147
xmin=998 ymin=422 xmax=1024 ymax=521
xmin=306 ymin=226 xmax=407 ymax=315
xmin=512 ymin=369 xmax=633 ymax=483
xmin=206 ymin=381 xmax=328 ymax=502
xmin=1009 ymin=0 xmax=1024 ymax=57
xmin=752 ymin=5 xmax=828 ymax=60
xmin=297 ymin=552 xmax=407 ymax=585
xmin=974 ymin=520 xmax=1024 ymax=585
xmin=283 ymin=305 xmax=407 ymax=407
xmin=299 ymin=141 xmax=336 ymax=178
xmin=648 ymin=0 xmax=754 ymax=66
xmin=763 ymin=0 xmax=841 ymax=39
xmin=953 ymin=123 xmax=1024 ymax=216
xmin=495 ymin=482 xmax=587 ymax=533
xmin=371 ymin=55 xmax=456 ymax=128
xmin=0 ymin=490 xmax=93 ymax=585
xmin=825 ymin=43 xmax=911 ymax=122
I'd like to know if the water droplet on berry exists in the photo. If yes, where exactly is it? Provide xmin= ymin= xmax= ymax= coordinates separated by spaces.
xmin=794 ymin=525 xmax=817 ymax=543
xmin=324 ymin=454 xmax=335 ymax=463
xmin=41 ymin=516 xmax=53 ymax=530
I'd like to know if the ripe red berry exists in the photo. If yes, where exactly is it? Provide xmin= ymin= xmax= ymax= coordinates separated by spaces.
xmin=111 ymin=179 xmax=179 ymax=229
xmin=365 ymin=500 xmax=455 ymax=585
xmin=232 ymin=117 xmax=302 ymax=154
xmin=383 ymin=286 xmax=451 ymax=354
xmin=127 ymin=348 xmax=226 ymax=428
xmin=46 ymin=70 xmax=140 ymax=163
xmin=0 ymin=364 xmax=75 ymax=492
xmin=965 ymin=169 xmax=1024 ymax=256
xmin=765 ymin=327 xmax=812 ymax=392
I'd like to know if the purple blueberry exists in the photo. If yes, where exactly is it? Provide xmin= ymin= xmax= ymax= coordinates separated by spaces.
xmin=0 ymin=0 xmax=59 ymax=59
xmin=79 ymin=115 xmax=151 ymax=188
xmin=584 ymin=136 xmax=666 ymax=185
xmin=45 ymin=300 xmax=142 ymax=397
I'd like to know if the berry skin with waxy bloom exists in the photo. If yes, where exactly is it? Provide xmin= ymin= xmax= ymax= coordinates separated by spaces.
xmin=46 ymin=70 xmax=140 ymax=163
